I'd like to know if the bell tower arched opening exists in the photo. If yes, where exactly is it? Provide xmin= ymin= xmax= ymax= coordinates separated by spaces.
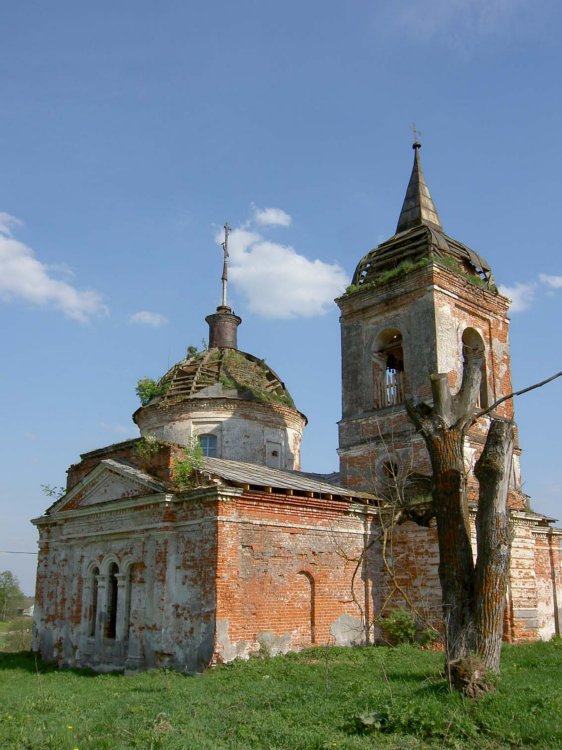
xmin=373 ymin=329 xmax=405 ymax=408
xmin=462 ymin=328 xmax=488 ymax=409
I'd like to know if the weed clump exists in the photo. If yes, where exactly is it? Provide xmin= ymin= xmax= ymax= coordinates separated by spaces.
xmin=135 ymin=377 xmax=168 ymax=406
xmin=134 ymin=435 xmax=164 ymax=460
xmin=172 ymin=438 xmax=204 ymax=490
xmin=377 ymin=607 xmax=439 ymax=648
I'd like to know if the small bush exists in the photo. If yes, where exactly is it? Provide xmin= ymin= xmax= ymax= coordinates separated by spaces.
xmin=173 ymin=438 xmax=204 ymax=490
xmin=134 ymin=435 xmax=163 ymax=460
xmin=377 ymin=607 xmax=417 ymax=645
xmin=1 ymin=617 xmax=32 ymax=652
xmin=136 ymin=377 xmax=168 ymax=406
xmin=418 ymin=626 xmax=440 ymax=647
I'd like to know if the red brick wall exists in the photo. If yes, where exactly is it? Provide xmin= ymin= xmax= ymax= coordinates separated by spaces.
xmin=214 ymin=492 xmax=375 ymax=657
xmin=66 ymin=440 xmax=186 ymax=491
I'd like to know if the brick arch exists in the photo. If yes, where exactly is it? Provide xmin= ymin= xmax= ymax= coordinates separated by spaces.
xmin=372 ymin=328 xmax=405 ymax=408
xmin=462 ymin=326 xmax=488 ymax=408
xmin=291 ymin=570 xmax=316 ymax=646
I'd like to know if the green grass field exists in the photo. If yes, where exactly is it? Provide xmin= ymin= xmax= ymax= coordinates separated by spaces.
xmin=0 ymin=641 xmax=560 ymax=749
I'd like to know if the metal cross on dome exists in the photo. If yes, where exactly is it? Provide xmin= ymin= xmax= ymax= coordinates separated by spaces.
xmin=411 ymin=122 xmax=422 ymax=147
xmin=221 ymin=222 xmax=230 ymax=307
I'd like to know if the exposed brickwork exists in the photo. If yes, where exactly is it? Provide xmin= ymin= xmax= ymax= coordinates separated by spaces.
xmin=214 ymin=493 xmax=373 ymax=657
xmin=66 ymin=439 xmax=186 ymax=491
xmin=337 ymin=263 xmax=521 ymax=497
xmin=33 ymin=478 xmax=384 ymax=669
xmin=337 ymin=258 xmax=560 ymax=646
xmin=33 ymin=448 xmax=561 ymax=673
xmin=32 ymin=165 xmax=561 ymax=673
xmin=381 ymin=521 xmax=442 ymax=628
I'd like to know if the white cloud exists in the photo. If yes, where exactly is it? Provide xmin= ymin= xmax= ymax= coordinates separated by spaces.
xmin=0 ymin=216 xmax=108 ymax=322
xmin=499 ymin=282 xmax=536 ymax=313
xmin=219 ymin=212 xmax=349 ymax=319
xmin=0 ymin=212 xmax=21 ymax=237
xmin=129 ymin=310 xmax=168 ymax=328
xmin=384 ymin=0 xmax=534 ymax=52
xmin=539 ymin=273 xmax=562 ymax=289
xmin=253 ymin=206 xmax=292 ymax=228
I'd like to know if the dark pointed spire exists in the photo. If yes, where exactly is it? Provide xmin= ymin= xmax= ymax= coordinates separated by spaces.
xmin=396 ymin=142 xmax=443 ymax=234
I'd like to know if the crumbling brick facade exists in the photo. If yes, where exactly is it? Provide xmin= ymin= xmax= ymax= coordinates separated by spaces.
xmin=32 ymin=144 xmax=561 ymax=672
xmin=336 ymin=143 xmax=561 ymax=643
xmin=33 ymin=451 xmax=381 ymax=671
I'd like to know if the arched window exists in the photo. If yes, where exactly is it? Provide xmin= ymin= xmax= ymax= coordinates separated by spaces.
xmin=88 ymin=566 xmax=99 ymax=637
xmin=462 ymin=328 xmax=488 ymax=409
xmin=199 ymin=433 xmax=217 ymax=457
xmin=106 ymin=562 xmax=119 ymax=639
xmin=373 ymin=329 xmax=405 ymax=408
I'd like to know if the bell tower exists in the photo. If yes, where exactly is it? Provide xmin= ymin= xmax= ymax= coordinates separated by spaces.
xmin=337 ymin=143 xmax=524 ymax=507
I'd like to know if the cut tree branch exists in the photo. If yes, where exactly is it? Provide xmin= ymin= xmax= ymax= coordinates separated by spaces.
xmin=471 ymin=371 xmax=562 ymax=425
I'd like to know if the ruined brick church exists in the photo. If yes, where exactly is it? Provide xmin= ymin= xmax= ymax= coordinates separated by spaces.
xmin=32 ymin=144 xmax=561 ymax=671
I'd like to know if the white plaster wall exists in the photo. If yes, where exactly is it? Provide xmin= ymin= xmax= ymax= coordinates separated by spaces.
xmin=136 ymin=400 xmax=305 ymax=470
xmin=434 ymin=298 xmax=463 ymax=380
xmin=33 ymin=502 xmax=217 ymax=673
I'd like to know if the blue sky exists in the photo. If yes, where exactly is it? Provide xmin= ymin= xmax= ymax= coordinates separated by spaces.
xmin=1 ymin=0 xmax=561 ymax=594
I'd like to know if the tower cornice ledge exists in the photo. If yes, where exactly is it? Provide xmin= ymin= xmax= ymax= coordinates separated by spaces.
xmin=337 ymin=261 xmax=510 ymax=316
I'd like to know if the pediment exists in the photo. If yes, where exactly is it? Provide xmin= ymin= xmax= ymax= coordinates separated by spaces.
xmin=51 ymin=459 xmax=166 ymax=514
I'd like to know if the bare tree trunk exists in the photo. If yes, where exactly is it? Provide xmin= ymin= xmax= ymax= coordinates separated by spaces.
xmin=405 ymin=364 xmax=559 ymax=693
xmin=428 ymin=429 xmax=476 ymax=662
xmin=473 ymin=419 xmax=514 ymax=672
xmin=406 ymin=362 xmax=483 ymax=667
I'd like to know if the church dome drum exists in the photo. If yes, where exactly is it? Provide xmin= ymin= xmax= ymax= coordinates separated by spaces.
xmin=133 ymin=306 xmax=307 ymax=471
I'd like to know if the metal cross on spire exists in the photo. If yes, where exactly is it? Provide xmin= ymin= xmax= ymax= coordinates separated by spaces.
xmin=221 ymin=222 xmax=230 ymax=307
xmin=410 ymin=122 xmax=422 ymax=147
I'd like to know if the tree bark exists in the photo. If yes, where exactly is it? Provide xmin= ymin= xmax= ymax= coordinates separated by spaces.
xmin=473 ymin=419 xmax=514 ymax=672
xmin=406 ymin=358 xmax=483 ymax=665
xmin=405 ymin=363 xmax=559 ymax=692
xmin=428 ymin=428 xmax=476 ymax=661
